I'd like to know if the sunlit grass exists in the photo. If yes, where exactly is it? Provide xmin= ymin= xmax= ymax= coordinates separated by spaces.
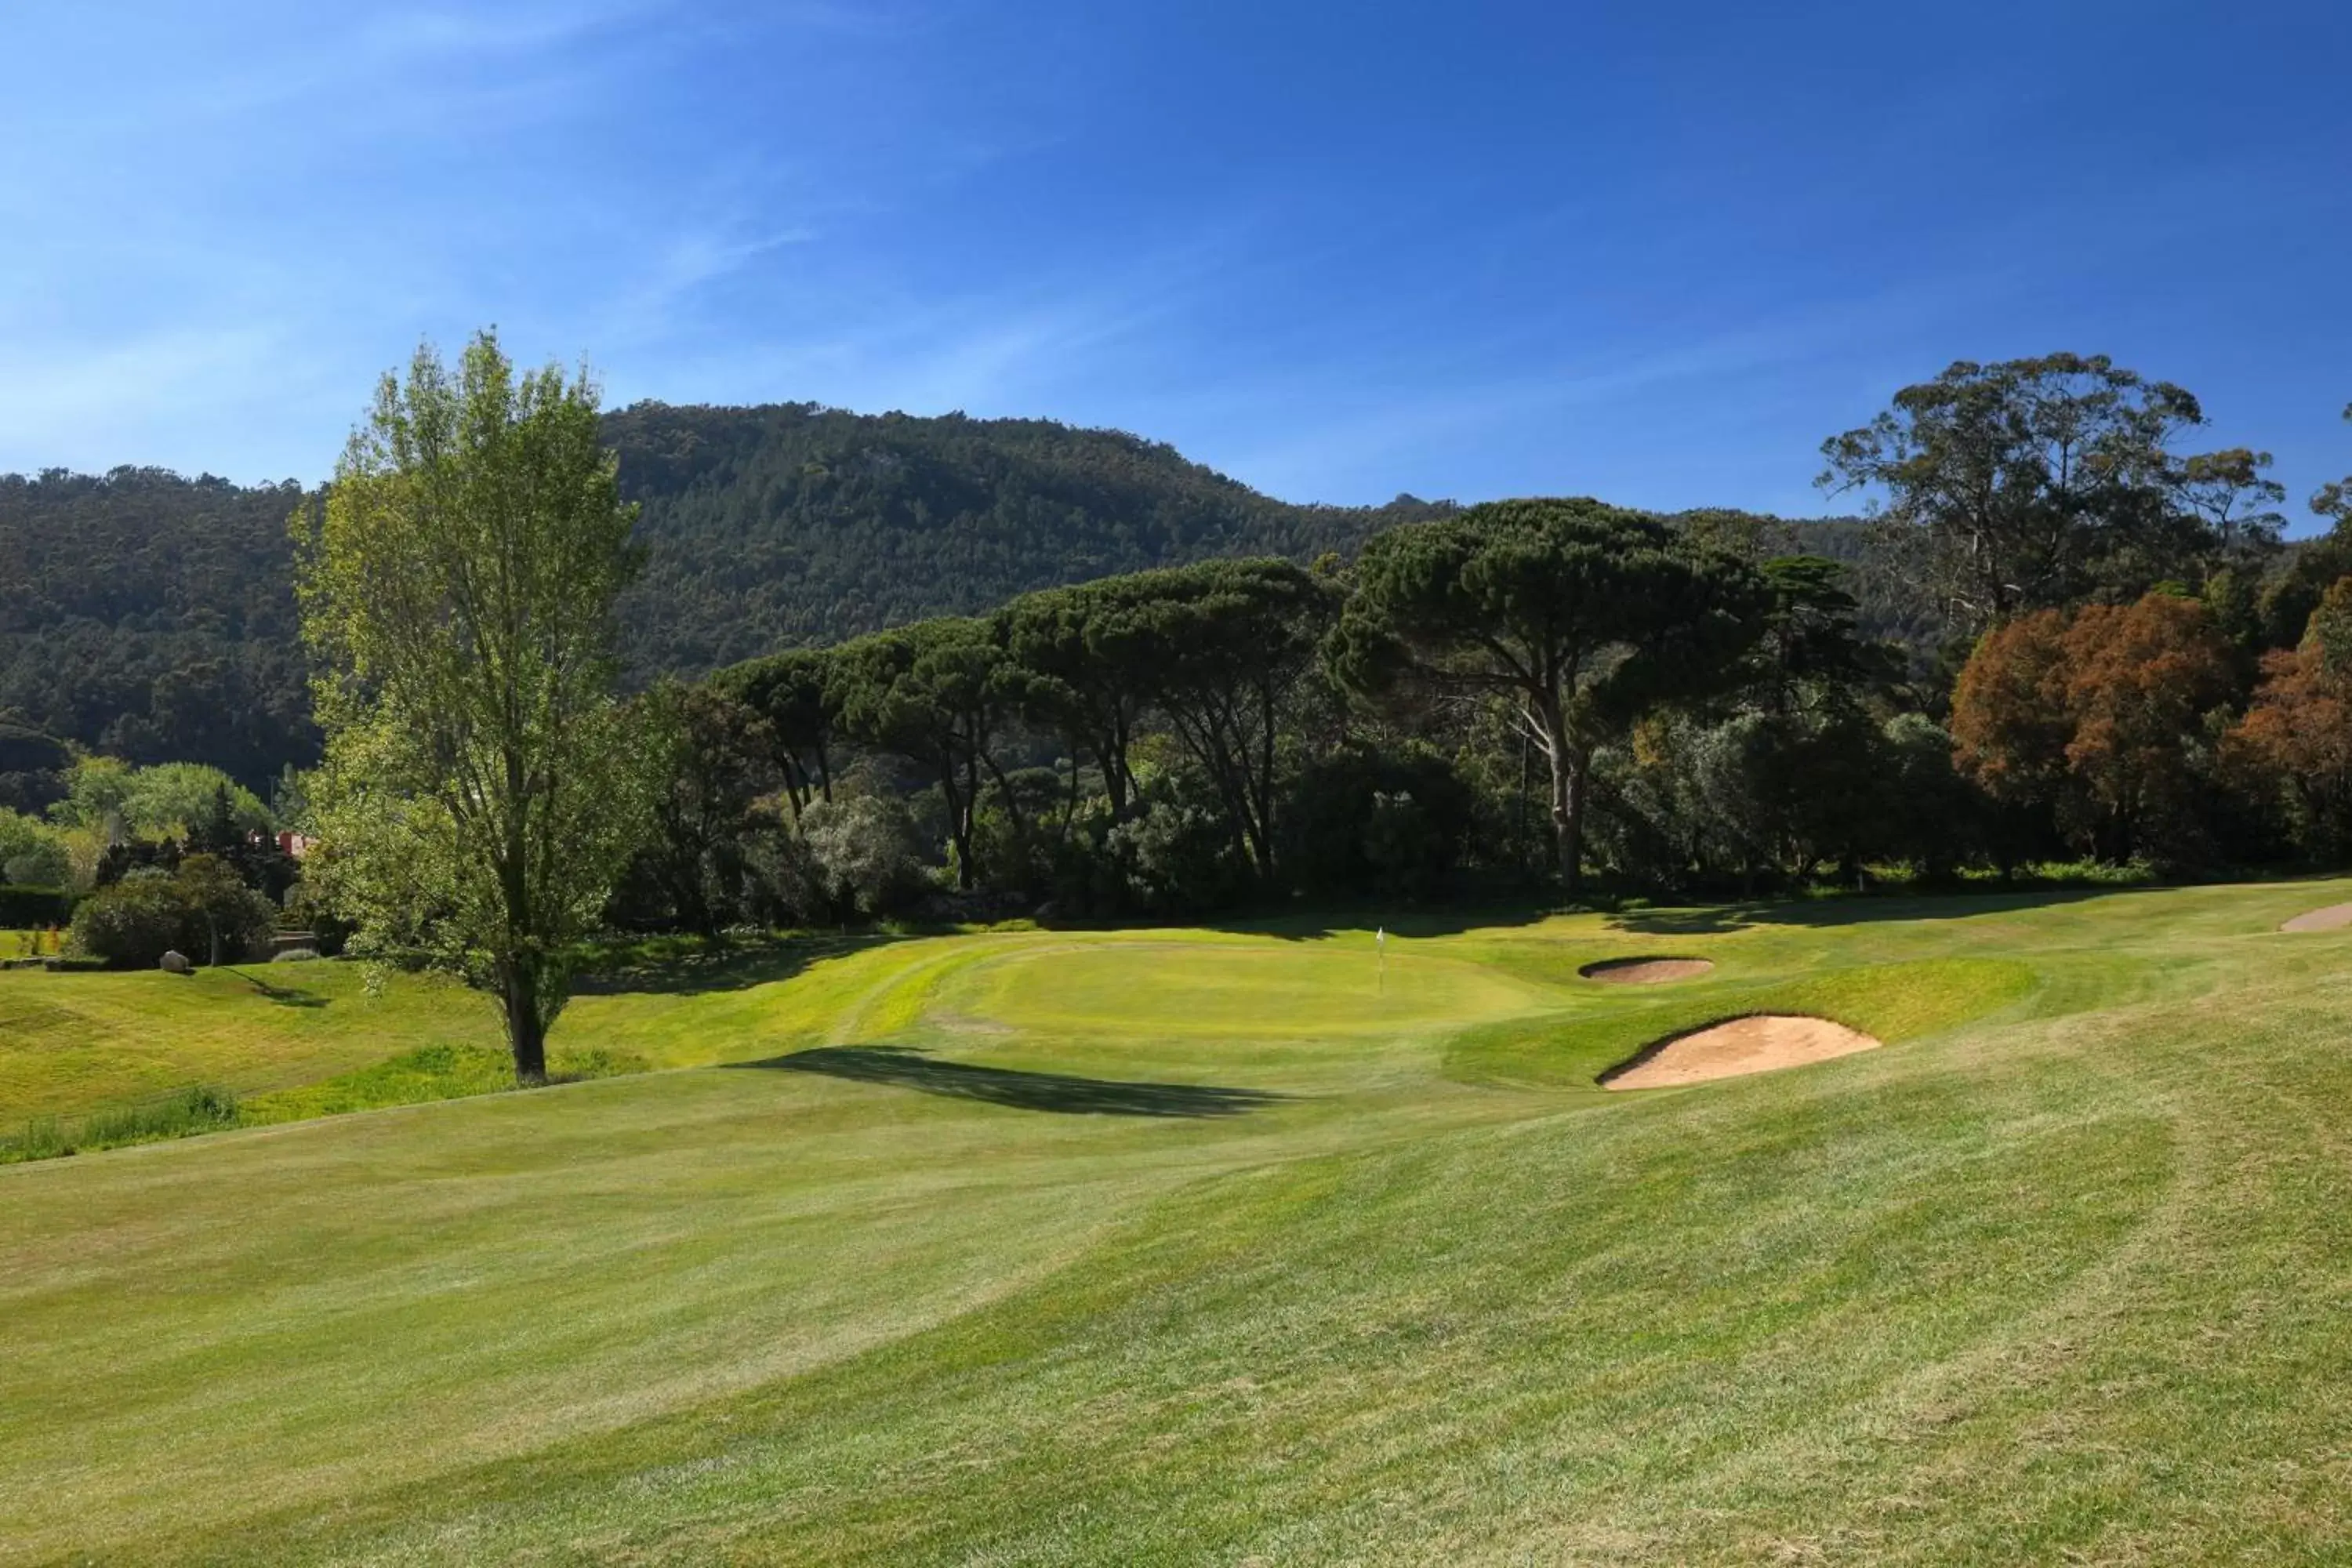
xmin=6 ymin=880 xmax=2352 ymax=1561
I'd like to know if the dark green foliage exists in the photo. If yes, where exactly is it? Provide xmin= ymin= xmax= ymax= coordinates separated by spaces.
xmin=1117 ymin=558 xmax=1341 ymax=879
xmin=829 ymin=619 xmax=1014 ymax=891
xmin=1283 ymin=744 xmax=1473 ymax=902
xmin=1 ymin=411 xmax=1454 ymax=804
xmin=0 ymin=469 xmax=317 ymax=808
xmin=714 ymin=648 xmax=838 ymax=819
xmin=604 ymin=403 xmax=1450 ymax=672
xmin=800 ymin=795 xmax=928 ymax=918
xmin=0 ymin=884 xmax=73 ymax=926
xmin=1336 ymin=499 xmax=1766 ymax=888
xmin=616 ymin=683 xmax=780 ymax=935
xmin=1102 ymin=789 xmax=1252 ymax=917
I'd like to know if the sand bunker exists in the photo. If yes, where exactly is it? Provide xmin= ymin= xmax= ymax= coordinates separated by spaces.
xmin=2280 ymin=902 xmax=2352 ymax=933
xmin=1602 ymin=1014 xmax=1882 ymax=1090
xmin=1580 ymin=956 xmax=1715 ymax=985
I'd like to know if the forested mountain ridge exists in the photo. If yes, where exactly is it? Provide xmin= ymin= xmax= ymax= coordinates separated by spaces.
xmin=0 ymin=405 xmax=1458 ymax=803
xmin=0 ymin=468 xmax=313 ymax=805
xmin=605 ymin=401 xmax=1457 ymax=671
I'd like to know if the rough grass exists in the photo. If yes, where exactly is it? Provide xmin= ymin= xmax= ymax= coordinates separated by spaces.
xmin=5 ymin=880 xmax=2352 ymax=1562
xmin=0 ymin=1083 xmax=242 ymax=1163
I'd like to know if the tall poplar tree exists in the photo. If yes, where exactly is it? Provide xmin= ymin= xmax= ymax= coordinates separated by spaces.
xmin=293 ymin=331 xmax=648 ymax=1082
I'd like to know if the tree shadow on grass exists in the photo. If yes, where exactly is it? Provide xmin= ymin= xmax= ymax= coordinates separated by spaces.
xmin=1605 ymin=884 xmax=2159 ymax=936
xmin=223 ymin=968 xmax=329 ymax=1008
xmin=734 ymin=1045 xmax=1291 ymax=1118
xmin=573 ymin=933 xmax=908 ymax=997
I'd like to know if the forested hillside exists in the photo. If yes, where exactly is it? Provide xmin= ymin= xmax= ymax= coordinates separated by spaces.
xmin=607 ymin=403 xmax=1457 ymax=671
xmin=0 ymin=469 xmax=312 ymax=810
xmin=0 ymin=407 xmax=1457 ymax=803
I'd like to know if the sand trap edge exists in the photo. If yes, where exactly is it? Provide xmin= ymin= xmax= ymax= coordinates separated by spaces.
xmin=2280 ymin=902 xmax=2352 ymax=933
xmin=1601 ymin=1013 xmax=1882 ymax=1091
xmin=1578 ymin=956 xmax=1716 ymax=985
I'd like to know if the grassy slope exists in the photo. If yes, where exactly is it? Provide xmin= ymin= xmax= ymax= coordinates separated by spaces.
xmin=4 ymin=884 xmax=2351 ymax=1562
xmin=0 ymin=936 xmax=908 ymax=1124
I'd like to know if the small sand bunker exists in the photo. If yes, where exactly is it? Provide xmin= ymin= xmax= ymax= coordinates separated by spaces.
xmin=1580 ymin=956 xmax=1715 ymax=985
xmin=2281 ymin=902 xmax=2352 ymax=933
xmin=1602 ymin=1014 xmax=1882 ymax=1091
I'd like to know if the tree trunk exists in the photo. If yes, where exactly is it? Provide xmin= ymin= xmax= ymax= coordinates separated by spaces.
xmin=1556 ymin=749 xmax=1588 ymax=894
xmin=940 ymin=761 xmax=975 ymax=891
xmin=1537 ymin=710 xmax=1587 ymax=895
xmin=503 ymin=960 xmax=548 ymax=1083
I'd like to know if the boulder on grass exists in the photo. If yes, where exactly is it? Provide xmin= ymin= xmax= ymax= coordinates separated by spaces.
xmin=159 ymin=949 xmax=193 ymax=975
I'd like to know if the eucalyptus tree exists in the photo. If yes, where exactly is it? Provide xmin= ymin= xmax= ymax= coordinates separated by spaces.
xmin=1817 ymin=353 xmax=2276 ymax=629
xmin=292 ymin=331 xmax=649 ymax=1083
xmin=1334 ymin=499 xmax=1763 ymax=891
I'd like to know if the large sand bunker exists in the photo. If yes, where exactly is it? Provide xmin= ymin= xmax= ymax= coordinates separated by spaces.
xmin=1580 ymin=956 xmax=1715 ymax=985
xmin=2280 ymin=902 xmax=2352 ymax=933
xmin=1602 ymin=1014 xmax=1882 ymax=1090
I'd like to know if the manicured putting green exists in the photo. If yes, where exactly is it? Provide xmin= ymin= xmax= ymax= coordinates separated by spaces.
xmin=5 ymin=880 xmax=2352 ymax=1562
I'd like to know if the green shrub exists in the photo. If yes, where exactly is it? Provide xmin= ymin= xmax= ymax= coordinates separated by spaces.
xmin=67 ymin=874 xmax=193 ymax=968
xmin=66 ymin=858 xmax=275 ymax=968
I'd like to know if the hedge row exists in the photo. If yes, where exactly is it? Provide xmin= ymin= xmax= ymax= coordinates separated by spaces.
xmin=0 ymin=885 xmax=74 ymax=927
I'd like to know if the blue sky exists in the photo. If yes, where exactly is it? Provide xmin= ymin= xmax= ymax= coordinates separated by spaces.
xmin=5 ymin=1 xmax=2350 ymax=524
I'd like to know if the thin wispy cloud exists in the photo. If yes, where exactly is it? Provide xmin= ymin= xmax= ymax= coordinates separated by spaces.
xmin=4 ymin=1 xmax=2349 ymax=509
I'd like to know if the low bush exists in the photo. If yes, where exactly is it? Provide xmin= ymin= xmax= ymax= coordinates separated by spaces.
xmin=270 ymin=946 xmax=320 ymax=963
xmin=67 ymin=857 xmax=276 ymax=968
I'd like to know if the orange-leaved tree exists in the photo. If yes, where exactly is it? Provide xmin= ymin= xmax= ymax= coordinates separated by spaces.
xmin=1952 ymin=592 xmax=2237 ymax=863
xmin=2224 ymin=576 xmax=2352 ymax=858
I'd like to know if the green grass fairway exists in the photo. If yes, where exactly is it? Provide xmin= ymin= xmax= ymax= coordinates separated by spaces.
xmin=6 ymin=883 xmax=2352 ymax=1562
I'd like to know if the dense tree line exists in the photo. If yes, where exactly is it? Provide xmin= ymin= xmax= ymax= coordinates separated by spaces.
xmin=0 ymin=407 xmax=1462 ymax=808
xmin=608 ymin=358 xmax=2352 ymax=927
xmin=15 ymin=350 xmax=2352 ymax=944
